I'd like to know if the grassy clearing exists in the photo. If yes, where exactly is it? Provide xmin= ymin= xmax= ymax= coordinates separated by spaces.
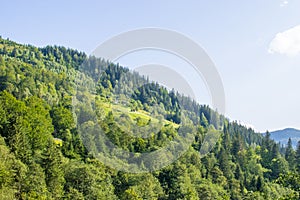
xmin=99 ymin=101 xmax=179 ymax=128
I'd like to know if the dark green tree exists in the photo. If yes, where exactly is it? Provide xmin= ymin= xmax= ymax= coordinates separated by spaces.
xmin=41 ymin=139 xmax=65 ymax=199
xmin=285 ymin=138 xmax=296 ymax=170
xmin=296 ymin=141 xmax=300 ymax=172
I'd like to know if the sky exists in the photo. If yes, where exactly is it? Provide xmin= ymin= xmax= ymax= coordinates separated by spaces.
xmin=1 ymin=0 xmax=300 ymax=132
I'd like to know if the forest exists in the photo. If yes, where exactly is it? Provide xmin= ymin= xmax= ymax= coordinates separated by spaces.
xmin=0 ymin=37 xmax=299 ymax=199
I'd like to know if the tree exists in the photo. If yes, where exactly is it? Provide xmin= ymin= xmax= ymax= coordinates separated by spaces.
xmin=201 ymin=113 xmax=209 ymax=128
xmin=219 ymin=147 xmax=233 ymax=180
xmin=51 ymin=106 xmax=80 ymax=158
xmin=285 ymin=138 xmax=296 ymax=170
xmin=195 ymin=179 xmax=230 ymax=200
xmin=117 ymin=174 xmax=164 ymax=200
xmin=41 ymin=139 xmax=65 ymax=199
xmin=0 ymin=91 xmax=32 ymax=162
xmin=26 ymin=96 xmax=53 ymax=152
xmin=51 ymin=106 xmax=75 ymax=136
xmin=64 ymin=161 xmax=116 ymax=200
xmin=271 ymin=156 xmax=289 ymax=179
xmin=211 ymin=166 xmax=227 ymax=187
xmin=21 ymin=162 xmax=49 ymax=199
xmin=0 ymin=55 xmax=4 ymax=67
xmin=296 ymin=141 xmax=300 ymax=172
xmin=0 ymin=136 xmax=17 ymax=199
xmin=261 ymin=131 xmax=273 ymax=172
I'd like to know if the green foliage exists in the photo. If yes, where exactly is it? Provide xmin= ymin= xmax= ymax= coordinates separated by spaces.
xmin=41 ymin=139 xmax=66 ymax=199
xmin=276 ymin=172 xmax=300 ymax=192
xmin=0 ymin=37 xmax=298 ymax=199
xmin=195 ymin=179 xmax=230 ymax=200
xmin=285 ymin=138 xmax=296 ymax=170
xmin=21 ymin=162 xmax=49 ymax=199
xmin=114 ymin=172 xmax=164 ymax=200
xmin=0 ymin=136 xmax=17 ymax=199
xmin=296 ymin=141 xmax=300 ymax=172
xmin=64 ymin=160 xmax=117 ymax=199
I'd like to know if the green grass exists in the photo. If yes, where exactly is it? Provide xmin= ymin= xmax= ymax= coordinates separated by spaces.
xmin=99 ymin=100 xmax=180 ymax=128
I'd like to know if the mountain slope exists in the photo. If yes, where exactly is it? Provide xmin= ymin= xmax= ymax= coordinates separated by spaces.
xmin=270 ymin=128 xmax=300 ymax=148
xmin=0 ymin=37 xmax=299 ymax=199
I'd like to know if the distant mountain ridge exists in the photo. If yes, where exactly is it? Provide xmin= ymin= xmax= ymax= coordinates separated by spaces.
xmin=269 ymin=128 xmax=300 ymax=148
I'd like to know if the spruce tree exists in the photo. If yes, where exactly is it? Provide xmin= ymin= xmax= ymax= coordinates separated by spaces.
xmin=285 ymin=138 xmax=296 ymax=170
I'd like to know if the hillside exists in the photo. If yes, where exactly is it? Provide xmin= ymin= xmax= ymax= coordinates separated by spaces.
xmin=270 ymin=128 xmax=300 ymax=148
xmin=0 ymin=37 xmax=299 ymax=200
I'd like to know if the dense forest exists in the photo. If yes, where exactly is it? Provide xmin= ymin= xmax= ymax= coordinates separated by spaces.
xmin=0 ymin=37 xmax=299 ymax=199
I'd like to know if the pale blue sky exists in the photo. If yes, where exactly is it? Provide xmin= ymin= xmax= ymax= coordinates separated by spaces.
xmin=1 ymin=0 xmax=300 ymax=132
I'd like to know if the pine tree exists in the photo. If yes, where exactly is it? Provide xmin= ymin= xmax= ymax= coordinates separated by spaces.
xmin=42 ymin=140 xmax=65 ymax=199
xmin=285 ymin=138 xmax=296 ymax=170
xmin=21 ymin=162 xmax=49 ymax=199
xmin=296 ymin=140 xmax=300 ymax=172
xmin=219 ymin=147 xmax=232 ymax=180
xmin=201 ymin=113 xmax=209 ymax=128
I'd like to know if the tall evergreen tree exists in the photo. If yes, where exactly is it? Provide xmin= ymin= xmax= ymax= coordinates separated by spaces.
xmin=285 ymin=138 xmax=296 ymax=170
xmin=42 ymin=140 xmax=65 ymax=199
xmin=296 ymin=140 xmax=300 ymax=172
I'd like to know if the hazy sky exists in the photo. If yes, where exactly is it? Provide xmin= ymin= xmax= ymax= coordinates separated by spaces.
xmin=1 ymin=0 xmax=300 ymax=132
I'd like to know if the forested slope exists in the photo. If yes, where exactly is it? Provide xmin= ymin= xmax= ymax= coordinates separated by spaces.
xmin=0 ymin=37 xmax=299 ymax=199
